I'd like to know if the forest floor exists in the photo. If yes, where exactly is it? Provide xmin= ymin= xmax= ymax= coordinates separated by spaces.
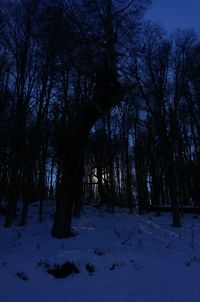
xmin=1 ymin=201 xmax=200 ymax=302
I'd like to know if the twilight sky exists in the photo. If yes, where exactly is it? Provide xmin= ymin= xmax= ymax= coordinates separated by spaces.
xmin=146 ymin=0 xmax=200 ymax=34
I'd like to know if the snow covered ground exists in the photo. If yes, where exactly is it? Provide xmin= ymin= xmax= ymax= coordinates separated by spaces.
xmin=1 ymin=201 xmax=200 ymax=302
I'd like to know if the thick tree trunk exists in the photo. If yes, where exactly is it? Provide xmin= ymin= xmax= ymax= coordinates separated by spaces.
xmin=51 ymin=182 xmax=74 ymax=238
xmin=51 ymin=140 xmax=85 ymax=238
xmin=51 ymin=10 xmax=122 ymax=236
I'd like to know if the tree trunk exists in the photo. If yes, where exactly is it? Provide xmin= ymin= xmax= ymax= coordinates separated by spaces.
xmin=167 ymin=161 xmax=181 ymax=227
xmin=124 ymin=137 xmax=133 ymax=213
xmin=51 ymin=140 xmax=85 ymax=238
xmin=5 ymin=168 xmax=20 ymax=227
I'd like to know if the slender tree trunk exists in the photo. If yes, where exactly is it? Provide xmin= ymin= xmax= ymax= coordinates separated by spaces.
xmin=124 ymin=137 xmax=133 ymax=213
xmin=5 ymin=166 xmax=20 ymax=227
xmin=97 ymin=164 xmax=104 ymax=206
xmin=135 ymin=140 xmax=148 ymax=214
xmin=168 ymin=109 xmax=181 ymax=227
xmin=167 ymin=161 xmax=181 ymax=227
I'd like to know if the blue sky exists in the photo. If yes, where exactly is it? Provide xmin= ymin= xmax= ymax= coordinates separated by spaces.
xmin=146 ymin=0 xmax=200 ymax=34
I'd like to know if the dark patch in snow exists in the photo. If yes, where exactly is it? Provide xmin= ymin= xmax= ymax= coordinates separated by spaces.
xmin=47 ymin=262 xmax=80 ymax=278
xmin=185 ymin=256 xmax=200 ymax=267
xmin=16 ymin=272 xmax=29 ymax=281
xmin=37 ymin=259 xmax=50 ymax=269
xmin=94 ymin=248 xmax=105 ymax=256
xmin=109 ymin=263 xmax=117 ymax=270
xmin=114 ymin=230 xmax=121 ymax=238
xmin=109 ymin=262 xmax=124 ymax=270
xmin=85 ymin=263 xmax=95 ymax=274
xmin=165 ymin=243 xmax=174 ymax=249
xmin=121 ymin=238 xmax=131 ymax=245
xmin=130 ymin=259 xmax=140 ymax=270
xmin=16 ymin=231 xmax=21 ymax=239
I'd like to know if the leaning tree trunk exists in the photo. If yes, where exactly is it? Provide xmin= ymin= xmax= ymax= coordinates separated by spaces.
xmin=51 ymin=77 xmax=121 ymax=238
xmin=51 ymin=0 xmax=122 ymax=238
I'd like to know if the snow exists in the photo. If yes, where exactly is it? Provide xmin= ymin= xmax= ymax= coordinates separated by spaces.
xmin=1 ymin=202 xmax=200 ymax=302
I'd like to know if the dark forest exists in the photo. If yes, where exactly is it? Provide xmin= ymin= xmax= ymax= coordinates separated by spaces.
xmin=0 ymin=0 xmax=199 ymax=239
